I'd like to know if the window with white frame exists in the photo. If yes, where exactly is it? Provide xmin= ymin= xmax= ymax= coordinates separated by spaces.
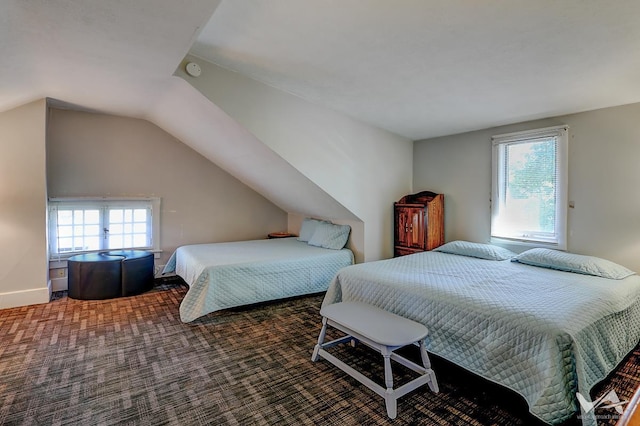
xmin=491 ymin=125 xmax=568 ymax=249
xmin=48 ymin=198 xmax=160 ymax=257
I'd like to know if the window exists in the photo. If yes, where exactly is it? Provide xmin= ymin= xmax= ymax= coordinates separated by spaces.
xmin=48 ymin=198 xmax=160 ymax=258
xmin=491 ymin=125 xmax=568 ymax=249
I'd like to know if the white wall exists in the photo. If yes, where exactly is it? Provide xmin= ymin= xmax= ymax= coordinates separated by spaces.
xmin=175 ymin=56 xmax=413 ymax=261
xmin=0 ymin=99 xmax=50 ymax=309
xmin=47 ymin=108 xmax=287 ymax=267
xmin=414 ymin=102 xmax=640 ymax=272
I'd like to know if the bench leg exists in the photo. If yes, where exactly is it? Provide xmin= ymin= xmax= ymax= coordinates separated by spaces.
xmin=311 ymin=317 xmax=328 ymax=362
xmin=382 ymin=347 xmax=394 ymax=389
xmin=385 ymin=389 xmax=397 ymax=419
xmin=382 ymin=346 xmax=398 ymax=419
xmin=419 ymin=340 xmax=439 ymax=393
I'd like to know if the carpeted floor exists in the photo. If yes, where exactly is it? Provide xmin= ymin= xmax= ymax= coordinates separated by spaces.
xmin=0 ymin=278 xmax=638 ymax=425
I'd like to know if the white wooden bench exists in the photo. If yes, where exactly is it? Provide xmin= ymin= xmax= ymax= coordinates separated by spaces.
xmin=311 ymin=301 xmax=439 ymax=419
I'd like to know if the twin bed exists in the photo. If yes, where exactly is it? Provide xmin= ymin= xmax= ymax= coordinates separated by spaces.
xmin=164 ymin=233 xmax=639 ymax=425
xmin=163 ymin=236 xmax=354 ymax=323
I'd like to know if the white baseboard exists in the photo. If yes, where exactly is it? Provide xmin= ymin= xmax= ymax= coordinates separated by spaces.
xmin=0 ymin=284 xmax=51 ymax=310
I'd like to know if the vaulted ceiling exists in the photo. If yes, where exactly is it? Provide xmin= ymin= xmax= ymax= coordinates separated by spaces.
xmin=0 ymin=0 xmax=360 ymax=223
xmin=2 ymin=1 xmax=640 ymax=141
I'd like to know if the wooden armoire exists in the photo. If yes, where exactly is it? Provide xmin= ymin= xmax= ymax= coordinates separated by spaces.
xmin=394 ymin=191 xmax=444 ymax=257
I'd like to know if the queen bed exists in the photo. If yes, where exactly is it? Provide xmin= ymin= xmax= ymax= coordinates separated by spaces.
xmin=321 ymin=241 xmax=640 ymax=425
xmin=164 ymin=231 xmax=354 ymax=323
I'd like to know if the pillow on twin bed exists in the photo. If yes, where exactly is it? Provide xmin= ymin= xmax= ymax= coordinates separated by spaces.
xmin=308 ymin=222 xmax=351 ymax=250
xmin=434 ymin=240 xmax=517 ymax=261
xmin=512 ymin=248 xmax=635 ymax=280
xmin=298 ymin=218 xmax=325 ymax=242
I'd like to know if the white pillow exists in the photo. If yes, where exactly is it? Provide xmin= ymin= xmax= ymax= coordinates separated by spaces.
xmin=434 ymin=240 xmax=517 ymax=261
xmin=297 ymin=218 xmax=324 ymax=242
xmin=512 ymin=248 xmax=635 ymax=280
xmin=308 ymin=222 xmax=351 ymax=250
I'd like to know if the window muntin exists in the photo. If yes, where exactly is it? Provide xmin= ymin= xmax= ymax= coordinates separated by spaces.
xmin=491 ymin=126 xmax=568 ymax=249
xmin=48 ymin=198 xmax=160 ymax=258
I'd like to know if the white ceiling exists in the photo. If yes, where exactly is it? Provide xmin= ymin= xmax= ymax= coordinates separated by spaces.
xmin=192 ymin=0 xmax=640 ymax=140
xmin=0 ymin=0 xmax=357 ymax=220
xmin=3 ymin=0 xmax=638 ymax=237
xmin=2 ymin=1 xmax=640 ymax=141
xmin=0 ymin=0 xmax=219 ymax=116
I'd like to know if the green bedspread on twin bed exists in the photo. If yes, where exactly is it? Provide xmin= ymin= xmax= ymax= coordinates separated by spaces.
xmin=164 ymin=238 xmax=354 ymax=323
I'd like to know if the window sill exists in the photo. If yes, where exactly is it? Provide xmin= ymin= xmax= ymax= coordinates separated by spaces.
xmin=50 ymin=249 xmax=162 ymax=262
xmin=490 ymin=237 xmax=566 ymax=252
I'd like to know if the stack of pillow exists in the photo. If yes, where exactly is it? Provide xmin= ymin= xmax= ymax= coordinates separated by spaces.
xmin=297 ymin=218 xmax=351 ymax=250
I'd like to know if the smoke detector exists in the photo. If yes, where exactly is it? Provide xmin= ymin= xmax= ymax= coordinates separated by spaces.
xmin=185 ymin=62 xmax=201 ymax=77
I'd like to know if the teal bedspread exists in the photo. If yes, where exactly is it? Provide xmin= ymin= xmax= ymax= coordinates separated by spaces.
xmin=164 ymin=238 xmax=353 ymax=323
xmin=322 ymin=251 xmax=640 ymax=425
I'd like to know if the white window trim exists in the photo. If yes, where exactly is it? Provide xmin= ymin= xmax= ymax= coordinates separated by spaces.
xmin=48 ymin=196 xmax=161 ymax=260
xmin=490 ymin=125 xmax=568 ymax=250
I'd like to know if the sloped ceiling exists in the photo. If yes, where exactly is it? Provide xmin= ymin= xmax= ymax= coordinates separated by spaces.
xmin=0 ymin=0 xmax=219 ymax=116
xmin=2 ymin=1 xmax=640 ymax=218
xmin=148 ymin=77 xmax=359 ymax=220
xmin=3 ymin=1 xmax=640 ymax=142
xmin=0 ymin=0 xmax=356 ymax=220
xmin=192 ymin=0 xmax=640 ymax=140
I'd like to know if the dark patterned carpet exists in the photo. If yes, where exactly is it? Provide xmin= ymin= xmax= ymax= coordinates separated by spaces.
xmin=0 ymin=278 xmax=638 ymax=425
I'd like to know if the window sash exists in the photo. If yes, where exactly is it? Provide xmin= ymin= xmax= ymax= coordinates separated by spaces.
xmin=491 ymin=125 xmax=568 ymax=249
xmin=48 ymin=197 xmax=160 ymax=258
